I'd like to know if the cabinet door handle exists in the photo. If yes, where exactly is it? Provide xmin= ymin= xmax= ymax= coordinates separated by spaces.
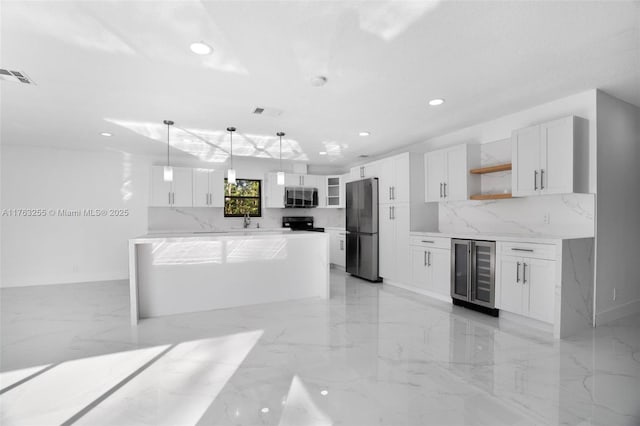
xmin=340 ymin=240 xmax=344 ymax=250
xmin=168 ymin=192 xmax=171 ymax=205
xmin=427 ymin=251 xmax=431 ymax=266
xmin=516 ymin=262 xmax=521 ymax=283
xmin=440 ymin=183 xmax=443 ymax=198
xmin=389 ymin=187 xmax=392 ymax=200
xmin=540 ymin=169 xmax=545 ymax=190
xmin=421 ymin=240 xmax=434 ymax=244
xmin=534 ymin=170 xmax=538 ymax=190
xmin=443 ymin=182 xmax=447 ymax=198
xmin=511 ymin=248 xmax=534 ymax=252
xmin=393 ymin=186 xmax=396 ymax=200
xmin=523 ymin=263 xmax=527 ymax=284
xmin=424 ymin=251 xmax=427 ymax=266
xmin=392 ymin=206 xmax=395 ymax=220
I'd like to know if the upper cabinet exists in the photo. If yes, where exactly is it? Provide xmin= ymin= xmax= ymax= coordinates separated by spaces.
xmin=265 ymin=172 xmax=284 ymax=208
xmin=378 ymin=153 xmax=411 ymax=204
xmin=193 ymin=168 xmax=225 ymax=207
xmin=424 ymin=144 xmax=480 ymax=202
xmin=512 ymin=116 xmax=588 ymax=197
xmin=350 ymin=161 xmax=380 ymax=181
xmin=325 ymin=174 xmax=347 ymax=208
xmin=150 ymin=166 xmax=193 ymax=207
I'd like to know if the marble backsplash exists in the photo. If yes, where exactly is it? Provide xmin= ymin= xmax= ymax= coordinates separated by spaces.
xmin=438 ymin=193 xmax=595 ymax=236
xmin=148 ymin=207 xmax=345 ymax=233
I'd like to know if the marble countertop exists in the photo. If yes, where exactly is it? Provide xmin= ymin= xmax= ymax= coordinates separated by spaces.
xmin=131 ymin=229 xmax=328 ymax=244
xmin=409 ymin=230 xmax=594 ymax=244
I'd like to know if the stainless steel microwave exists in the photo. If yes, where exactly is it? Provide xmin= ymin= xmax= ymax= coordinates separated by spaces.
xmin=284 ymin=187 xmax=318 ymax=208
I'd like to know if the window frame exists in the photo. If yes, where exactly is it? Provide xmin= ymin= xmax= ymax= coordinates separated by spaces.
xmin=223 ymin=178 xmax=262 ymax=217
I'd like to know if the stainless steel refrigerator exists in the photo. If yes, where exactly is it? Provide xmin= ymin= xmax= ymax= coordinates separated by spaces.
xmin=346 ymin=178 xmax=381 ymax=282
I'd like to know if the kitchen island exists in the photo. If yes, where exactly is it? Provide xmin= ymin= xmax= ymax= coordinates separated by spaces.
xmin=128 ymin=231 xmax=330 ymax=324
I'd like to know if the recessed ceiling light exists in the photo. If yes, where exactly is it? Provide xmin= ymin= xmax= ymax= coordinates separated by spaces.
xmin=261 ymin=407 xmax=270 ymax=414
xmin=319 ymin=151 xmax=327 ymax=155
xmin=190 ymin=41 xmax=213 ymax=55
xmin=359 ymin=131 xmax=370 ymax=137
xmin=428 ymin=98 xmax=445 ymax=106
xmin=320 ymin=390 xmax=329 ymax=396
xmin=100 ymin=132 xmax=112 ymax=137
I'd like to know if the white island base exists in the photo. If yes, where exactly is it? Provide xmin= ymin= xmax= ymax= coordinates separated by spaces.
xmin=129 ymin=232 xmax=330 ymax=324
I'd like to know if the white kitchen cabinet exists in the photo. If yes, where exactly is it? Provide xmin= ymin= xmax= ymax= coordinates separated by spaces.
xmin=193 ymin=168 xmax=224 ymax=207
xmin=350 ymin=161 xmax=380 ymax=181
xmin=512 ymin=116 xmax=588 ymax=197
xmin=424 ymin=144 xmax=480 ymax=202
xmin=150 ymin=166 xmax=193 ymax=207
xmin=264 ymin=172 xmax=285 ymax=208
xmin=498 ymin=254 xmax=555 ymax=324
xmin=328 ymin=229 xmax=346 ymax=267
xmin=378 ymin=153 xmax=411 ymax=204
xmin=409 ymin=241 xmax=451 ymax=297
xmin=325 ymin=175 xmax=345 ymax=208
xmin=379 ymin=203 xmax=410 ymax=284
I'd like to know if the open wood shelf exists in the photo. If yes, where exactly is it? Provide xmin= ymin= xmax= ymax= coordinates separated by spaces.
xmin=470 ymin=193 xmax=512 ymax=201
xmin=469 ymin=163 xmax=512 ymax=174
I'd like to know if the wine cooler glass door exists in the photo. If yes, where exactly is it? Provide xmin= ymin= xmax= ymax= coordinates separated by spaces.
xmin=451 ymin=239 xmax=471 ymax=300
xmin=471 ymin=241 xmax=495 ymax=307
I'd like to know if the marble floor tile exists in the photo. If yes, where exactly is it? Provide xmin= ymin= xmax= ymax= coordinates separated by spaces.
xmin=1 ymin=270 xmax=638 ymax=425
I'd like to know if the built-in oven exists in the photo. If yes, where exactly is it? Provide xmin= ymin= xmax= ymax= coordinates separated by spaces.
xmin=284 ymin=187 xmax=318 ymax=208
xmin=451 ymin=239 xmax=498 ymax=316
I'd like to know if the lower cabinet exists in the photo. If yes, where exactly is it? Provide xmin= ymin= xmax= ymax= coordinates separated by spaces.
xmin=328 ymin=229 xmax=346 ymax=268
xmin=379 ymin=203 xmax=410 ymax=284
xmin=498 ymin=254 xmax=555 ymax=323
xmin=409 ymin=245 xmax=450 ymax=297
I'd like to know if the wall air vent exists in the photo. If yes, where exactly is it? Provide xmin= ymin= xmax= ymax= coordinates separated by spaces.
xmin=0 ymin=69 xmax=35 ymax=85
xmin=251 ymin=106 xmax=283 ymax=117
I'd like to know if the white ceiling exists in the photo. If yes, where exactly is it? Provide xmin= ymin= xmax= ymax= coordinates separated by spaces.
xmin=1 ymin=1 xmax=639 ymax=168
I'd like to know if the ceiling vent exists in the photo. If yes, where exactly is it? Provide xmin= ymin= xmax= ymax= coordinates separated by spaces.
xmin=251 ymin=106 xmax=283 ymax=117
xmin=359 ymin=154 xmax=369 ymax=158
xmin=0 ymin=69 xmax=35 ymax=85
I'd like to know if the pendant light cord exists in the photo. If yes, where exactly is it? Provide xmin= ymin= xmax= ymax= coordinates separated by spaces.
xmin=277 ymin=131 xmax=285 ymax=171
xmin=163 ymin=120 xmax=174 ymax=166
xmin=226 ymin=126 xmax=236 ymax=170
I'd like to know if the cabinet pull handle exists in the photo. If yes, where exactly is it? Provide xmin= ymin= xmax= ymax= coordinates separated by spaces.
xmin=523 ymin=263 xmax=527 ymax=284
xmin=391 ymin=186 xmax=395 ymax=200
xmin=424 ymin=251 xmax=427 ymax=266
xmin=540 ymin=169 xmax=545 ymax=190
xmin=340 ymin=240 xmax=344 ymax=250
xmin=421 ymin=240 xmax=434 ymax=244
xmin=534 ymin=170 xmax=538 ymax=190
xmin=511 ymin=248 xmax=534 ymax=252
xmin=443 ymin=182 xmax=447 ymax=198
xmin=440 ymin=183 xmax=443 ymax=198
xmin=516 ymin=262 xmax=521 ymax=283
xmin=389 ymin=187 xmax=392 ymax=200
xmin=427 ymin=251 xmax=431 ymax=266
xmin=389 ymin=206 xmax=392 ymax=219
xmin=168 ymin=192 xmax=171 ymax=205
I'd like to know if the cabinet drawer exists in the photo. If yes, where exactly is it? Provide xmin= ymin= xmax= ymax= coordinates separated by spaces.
xmin=409 ymin=235 xmax=450 ymax=249
xmin=499 ymin=241 xmax=557 ymax=260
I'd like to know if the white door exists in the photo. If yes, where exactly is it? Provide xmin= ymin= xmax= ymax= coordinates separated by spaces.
xmin=171 ymin=167 xmax=193 ymax=207
xmin=445 ymin=146 xmax=468 ymax=201
xmin=541 ymin=117 xmax=573 ymax=195
xmin=512 ymin=125 xmax=541 ymax=197
xmin=150 ymin=166 xmax=172 ymax=207
xmin=265 ymin=173 xmax=284 ymax=208
xmin=430 ymin=248 xmax=451 ymax=297
xmin=526 ymin=258 xmax=556 ymax=323
xmin=209 ymin=170 xmax=225 ymax=207
xmin=410 ymin=246 xmax=428 ymax=288
xmin=377 ymin=158 xmax=394 ymax=204
xmin=393 ymin=203 xmax=410 ymax=284
xmin=425 ymin=150 xmax=446 ymax=202
xmin=392 ymin=153 xmax=410 ymax=203
xmin=498 ymin=256 xmax=524 ymax=314
xmin=378 ymin=204 xmax=395 ymax=280
xmin=193 ymin=169 xmax=210 ymax=207
xmin=336 ymin=233 xmax=346 ymax=268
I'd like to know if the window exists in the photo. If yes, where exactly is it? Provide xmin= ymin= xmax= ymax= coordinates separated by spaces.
xmin=224 ymin=179 xmax=262 ymax=217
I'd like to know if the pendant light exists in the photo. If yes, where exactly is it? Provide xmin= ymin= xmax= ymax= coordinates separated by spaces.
xmin=163 ymin=120 xmax=174 ymax=182
xmin=276 ymin=131 xmax=285 ymax=185
xmin=226 ymin=126 xmax=237 ymax=184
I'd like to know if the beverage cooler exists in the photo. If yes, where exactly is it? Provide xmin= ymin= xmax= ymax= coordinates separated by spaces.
xmin=451 ymin=239 xmax=498 ymax=316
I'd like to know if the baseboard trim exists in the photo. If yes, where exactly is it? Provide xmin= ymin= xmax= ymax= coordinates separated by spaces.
xmin=1 ymin=277 xmax=128 ymax=289
xmin=383 ymin=280 xmax=451 ymax=304
xmin=595 ymin=299 xmax=640 ymax=325
xmin=499 ymin=310 xmax=554 ymax=335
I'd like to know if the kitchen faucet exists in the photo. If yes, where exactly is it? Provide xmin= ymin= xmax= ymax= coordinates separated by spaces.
xmin=243 ymin=213 xmax=251 ymax=228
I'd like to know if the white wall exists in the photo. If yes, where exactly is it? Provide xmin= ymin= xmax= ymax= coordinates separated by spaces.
xmin=594 ymin=91 xmax=640 ymax=323
xmin=1 ymin=145 xmax=149 ymax=287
